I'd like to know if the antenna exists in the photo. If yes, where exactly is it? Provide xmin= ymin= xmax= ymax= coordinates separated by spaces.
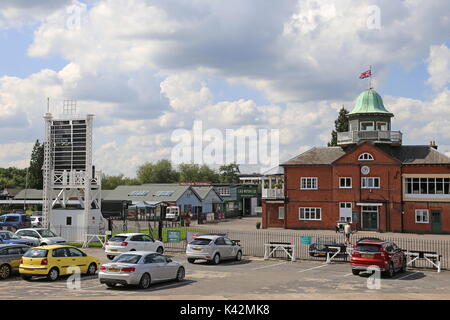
xmin=47 ymin=97 xmax=50 ymax=113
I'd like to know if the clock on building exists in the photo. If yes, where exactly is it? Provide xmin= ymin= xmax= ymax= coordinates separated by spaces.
xmin=361 ymin=166 xmax=370 ymax=175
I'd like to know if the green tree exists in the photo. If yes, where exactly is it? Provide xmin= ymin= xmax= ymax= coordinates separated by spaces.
xmin=218 ymin=163 xmax=240 ymax=183
xmin=137 ymin=159 xmax=179 ymax=183
xmin=328 ymin=106 xmax=349 ymax=147
xmin=28 ymin=140 xmax=44 ymax=189
xmin=178 ymin=164 xmax=219 ymax=183
xmin=0 ymin=167 xmax=27 ymax=189
xmin=101 ymin=174 xmax=140 ymax=190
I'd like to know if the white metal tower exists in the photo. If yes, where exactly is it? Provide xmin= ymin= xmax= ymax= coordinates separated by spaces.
xmin=42 ymin=100 xmax=105 ymax=242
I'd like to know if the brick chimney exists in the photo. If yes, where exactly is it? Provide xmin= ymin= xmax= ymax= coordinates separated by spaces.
xmin=429 ymin=140 xmax=438 ymax=150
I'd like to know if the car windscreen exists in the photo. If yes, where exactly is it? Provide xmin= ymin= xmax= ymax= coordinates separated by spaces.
xmin=24 ymin=249 xmax=48 ymax=258
xmin=36 ymin=229 xmax=57 ymax=237
xmin=355 ymin=244 xmax=381 ymax=253
xmin=112 ymin=254 xmax=141 ymax=264
xmin=109 ymin=236 xmax=127 ymax=242
xmin=189 ymin=238 xmax=212 ymax=245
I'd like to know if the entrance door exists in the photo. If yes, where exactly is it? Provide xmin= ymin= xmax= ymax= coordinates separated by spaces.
xmin=431 ymin=210 xmax=441 ymax=234
xmin=361 ymin=206 xmax=378 ymax=231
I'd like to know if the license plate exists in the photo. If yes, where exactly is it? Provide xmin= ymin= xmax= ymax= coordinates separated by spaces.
xmin=109 ymin=249 xmax=118 ymax=252
xmin=108 ymin=268 xmax=120 ymax=272
xmin=192 ymin=248 xmax=201 ymax=251
xmin=361 ymin=254 xmax=373 ymax=258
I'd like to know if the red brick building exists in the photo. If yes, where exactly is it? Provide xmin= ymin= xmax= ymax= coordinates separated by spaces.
xmin=262 ymin=89 xmax=450 ymax=234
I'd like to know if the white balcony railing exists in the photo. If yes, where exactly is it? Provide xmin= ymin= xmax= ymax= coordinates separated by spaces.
xmin=262 ymin=188 xmax=285 ymax=199
xmin=337 ymin=130 xmax=402 ymax=145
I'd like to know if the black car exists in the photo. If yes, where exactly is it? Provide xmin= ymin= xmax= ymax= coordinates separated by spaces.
xmin=309 ymin=241 xmax=348 ymax=258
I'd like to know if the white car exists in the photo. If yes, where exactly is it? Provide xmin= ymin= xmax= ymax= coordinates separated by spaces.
xmin=15 ymin=228 xmax=66 ymax=246
xmin=186 ymin=235 xmax=242 ymax=265
xmin=105 ymin=233 xmax=165 ymax=260
xmin=30 ymin=216 xmax=42 ymax=228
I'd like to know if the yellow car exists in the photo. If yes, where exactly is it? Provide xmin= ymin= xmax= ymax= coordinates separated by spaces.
xmin=19 ymin=245 xmax=100 ymax=281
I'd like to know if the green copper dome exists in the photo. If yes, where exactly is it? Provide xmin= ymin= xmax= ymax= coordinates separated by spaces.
xmin=349 ymin=89 xmax=393 ymax=115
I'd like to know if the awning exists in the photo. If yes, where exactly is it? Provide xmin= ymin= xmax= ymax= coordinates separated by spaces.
xmin=356 ymin=203 xmax=383 ymax=206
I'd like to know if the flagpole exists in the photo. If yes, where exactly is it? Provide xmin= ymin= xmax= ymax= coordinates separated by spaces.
xmin=369 ymin=65 xmax=372 ymax=89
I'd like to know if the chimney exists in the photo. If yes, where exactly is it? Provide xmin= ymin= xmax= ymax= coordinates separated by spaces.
xmin=430 ymin=140 xmax=438 ymax=150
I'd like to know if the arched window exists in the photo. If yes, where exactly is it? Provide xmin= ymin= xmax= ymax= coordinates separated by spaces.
xmin=358 ymin=153 xmax=374 ymax=161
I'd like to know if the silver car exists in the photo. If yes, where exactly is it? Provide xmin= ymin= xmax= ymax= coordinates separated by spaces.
xmin=0 ymin=244 xmax=30 ymax=279
xmin=98 ymin=251 xmax=185 ymax=289
xmin=186 ymin=235 xmax=242 ymax=264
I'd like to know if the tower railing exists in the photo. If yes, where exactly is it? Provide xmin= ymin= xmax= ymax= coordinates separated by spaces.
xmin=337 ymin=130 xmax=402 ymax=145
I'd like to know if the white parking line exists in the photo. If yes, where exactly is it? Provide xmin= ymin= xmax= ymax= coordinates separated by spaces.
xmin=252 ymin=262 xmax=287 ymax=271
xmin=344 ymin=273 xmax=353 ymax=277
xmin=396 ymin=272 xmax=418 ymax=280
xmin=297 ymin=264 xmax=328 ymax=273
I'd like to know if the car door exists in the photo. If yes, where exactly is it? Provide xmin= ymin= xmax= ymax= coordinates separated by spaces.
xmin=129 ymin=235 xmax=144 ymax=251
xmin=52 ymin=247 xmax=71 ymax=275
xmin=67 ymin=247 xmax=88 ymax=273
xmin=224 ymin=238 xmax=236 ymax=258
xmin=384 ymin=243 xmax=399 ymax=269
xmin=391 ymin=243 xmax=403 ymax=269
xmin=143 ymin=253 xmax=161 ymax=281
xmin=6 ymin=246 xmax=25 ymax=272
xmin=152 ymin=254 xmax=173 ymax=281
xmin=141 ymin=235 xmax=157 ymax=252
xmin=214 ymin=237 xmax=230 ymax=259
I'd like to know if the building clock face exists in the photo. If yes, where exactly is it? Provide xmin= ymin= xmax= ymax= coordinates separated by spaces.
xmin=361 ymin=166 xmax=370 ymax=175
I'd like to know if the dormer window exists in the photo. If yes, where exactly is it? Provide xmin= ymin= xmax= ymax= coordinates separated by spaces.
xmin=358 ymin=153 xmax=374 ymax=161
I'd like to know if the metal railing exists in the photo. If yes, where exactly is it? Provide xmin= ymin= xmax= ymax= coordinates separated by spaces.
xmin=262 ymin=188 xmax=285 ymax=199
xmin=337 ymin=130 xmax=402 ymax=145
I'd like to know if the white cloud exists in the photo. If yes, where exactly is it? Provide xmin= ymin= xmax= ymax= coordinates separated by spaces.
xmin=427 ymin=44 xmax=450 ymax=90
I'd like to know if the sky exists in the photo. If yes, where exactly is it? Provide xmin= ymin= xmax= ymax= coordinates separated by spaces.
xmin=0 ymin=0 xmax=449 ymax=177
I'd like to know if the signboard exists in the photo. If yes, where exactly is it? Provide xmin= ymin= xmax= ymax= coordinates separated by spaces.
xmin=180 ymin=182 xmax=212 ymax=186
xmin=236 ymin=186 xmax=258 ymax=197
xmin=301 ymin=236 xmax=312 ymax=245
xmin=167 ymin=230 xmax=181 ymax=243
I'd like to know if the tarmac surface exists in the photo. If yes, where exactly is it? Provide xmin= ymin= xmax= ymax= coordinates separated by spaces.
xmin=1 ymin=248 xmax=449 ymax=300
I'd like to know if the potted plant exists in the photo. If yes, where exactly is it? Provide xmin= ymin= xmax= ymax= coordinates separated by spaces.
xmin=256 ymin=221 xmax=261 ymax=229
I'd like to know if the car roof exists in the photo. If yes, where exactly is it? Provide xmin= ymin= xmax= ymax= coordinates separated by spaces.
xmin=193 ymin=235 xmax=222 ymax=240
xmin=0 ymin=243 xmax=28 ymax=248
xmin=114 ymin=233 xmax=148 ymax=237
xmin=356 ymin=240 xmax=387 ymax=245
xmin=32 ymin=245 xmax=74 ymax=250
xmin=2 ymin=213 xmax=27 ymax=216
xmin=120 ymin=251 xmax=158 ymax=256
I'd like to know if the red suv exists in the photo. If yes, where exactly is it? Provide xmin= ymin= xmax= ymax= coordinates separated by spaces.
xmin=351 ymin=240 xmax=406 ymax=278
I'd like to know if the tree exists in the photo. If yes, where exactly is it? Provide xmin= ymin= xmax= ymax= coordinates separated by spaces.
xmin=0 ymin=167 xmax=27 ymax=189
xmin=28 ymin=140 xmax=44 ymax=189
xmin=328 ymin=106 xmax=349 ymax=147
xmin=178 ymin=164 xmax=220 ymax=183
xmin=102 ymin=174 xmax=140 ymax=190
xmin=137 ymin=159 xmax=179 ymax=184
xmin=218 ymin=163 xmax=240 ymax=183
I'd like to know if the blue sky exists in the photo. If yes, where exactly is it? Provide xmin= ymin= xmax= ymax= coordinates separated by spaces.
xmin=0 ymin=0 xmax=449 ymax=176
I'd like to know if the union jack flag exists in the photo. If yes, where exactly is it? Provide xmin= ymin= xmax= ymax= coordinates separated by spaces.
xmin=359 ymin=70 xmax=372 ymax=79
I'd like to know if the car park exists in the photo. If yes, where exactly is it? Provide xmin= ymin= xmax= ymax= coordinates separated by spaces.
xmin=0 ymin=244 xmax=30 ymax=280
xmin=104 ymin=233 xmax=164 ymax=260
xmin=99 ymin=251 xmax=185 ymax=289
xmin=309 ymin=241 xmax=348 ymax=258
xmin=19 ymin=245 xmax=100 ymax=281
xmin=0 ymin=230 xmax=37 ymax=246
xmin=0 ymin=213 xmax=31 ymax=230
xmin=350 ymin=240 xmax=406 ymax=278
xmin=186 ymin=235 xmax=242 ymax=264
xmin=30 ymin=216 xmax=43 ymax=228
xmin=15 ymin=228 xmax=66 ymax=246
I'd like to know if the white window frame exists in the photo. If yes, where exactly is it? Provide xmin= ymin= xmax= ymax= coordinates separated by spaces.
xmin=339 ymin=202 xmax=352 ymax=222
xmin=360 ymin=121 xmax=375 ymax=131
xmin=358 ymin=153 xmax=374 ymax=161
xmin=299 ymin=207 xmax=322 ymax=221
xmin=361 ymin=177 xmax=380 ymax=189
xmin=376 ymin=121 xmax=388 ymax=131
xmin=300 ymin=177 xmax=318 ymax=190
xmin=339 ymin=177 xmax=352 ymax=189
xmin=278 ymin=207 xmax=285 ymax=220
xmin=415 ymin=209 xmax=429 ymax=224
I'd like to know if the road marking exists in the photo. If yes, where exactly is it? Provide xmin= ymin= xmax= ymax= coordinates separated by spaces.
xmin=344 ymin=273 xmax=353 ymax=277
xmin=297 ymin=264 xmax=328 ymax=273
xmin=396 ymin=272 xmax=418 ymax=280
xmin=252 ymin=262 xmax=287 ymax=271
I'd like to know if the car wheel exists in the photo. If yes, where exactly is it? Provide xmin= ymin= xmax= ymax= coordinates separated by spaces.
xmin=352 ymin=269 xmax=360 ymax=276
xmin=86 ymin=263 xmax=97 ymax=275
xmin=41 ymin=243 xmax=47 ymax=246
xmin=21 ymin=275 xmax=32 ymax=281
xmin=0 ymin=264 xmax=11 ymax=280
xmin=384 ymin=263 xmax=394 ymax=278
xmin=156 ymin=246 xmax=164 ymax=254
xmin=400 ymin=259 xmax=407 ymax=273
xmin=107 ymin=255 xmax=115 ymax=260
xmin=130 ymin=249 xmax=136 ymax=252
xmin=235 ymin=251 xmax=242 ymax=261
xmin=187 ymin=258 xmax=196 ymax=264
xmin=138 ymin=273 xmax=151 ymax=289
xmin=47 ymin=267 xmax=59 ymax=281
xmin=176 ymin=267 xmax=185 ymax=282
xmin=212 ymin=253 xmax=220 ymax=265
xmin=106 ymin=283 xmax=116 ymax=288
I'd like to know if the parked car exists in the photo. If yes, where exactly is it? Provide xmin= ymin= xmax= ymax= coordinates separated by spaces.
xmin=350 ymin=240 xmax=406 ymax=278
xmin=0 ymin=244 xmax=30 ymax=279
xmin=0 ymin=230 xmax=37 ymax=246
xmin=15 ymin=228 xmax=67 ymax=246
xmin=30 ymin=216 xmax=43 ymax=228
xmin=105 ymin=233 xmax=164 ymax=260
xmin=99 ymin=251 xmax=185 ymax=289
xmin=19 ymin=245 xmax=100 ymax=281
xmin=309 ymin=241 xmax=348 ymax=258
xmin=0 ymin=213 xmax=31 ymax=230
xmin=186 ymin=235 xmax=242 ymax=264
